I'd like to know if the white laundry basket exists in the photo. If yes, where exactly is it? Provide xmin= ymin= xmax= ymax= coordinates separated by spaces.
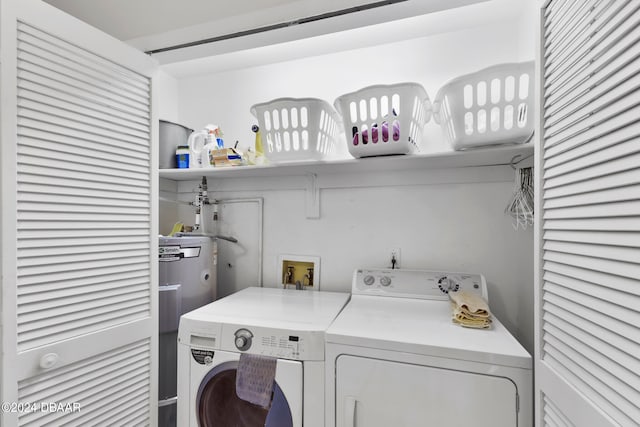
xmin=334 ymin=83 xmax=431 ymax=158
xmin=250 ymin=97 xmax=342 ymax=163
xmin=432 ymin=62 xmax=535 ymax=150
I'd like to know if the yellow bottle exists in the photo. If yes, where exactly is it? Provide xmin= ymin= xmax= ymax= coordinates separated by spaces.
xmin=252 ymin=124 xmax=266 ymax=164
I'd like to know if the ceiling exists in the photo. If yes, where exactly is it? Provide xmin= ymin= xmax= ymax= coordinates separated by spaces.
xmin=42 ymin=0 xmax=527 ymax=77
xmin=43 ymin=0 xmax=300 ymax=41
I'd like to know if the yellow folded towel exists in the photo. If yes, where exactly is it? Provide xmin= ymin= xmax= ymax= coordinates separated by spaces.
xmin=449 ymin=290 xmax=490 ymax=316
xmin=449 ymin=291 xmax=492 ymax=329
xmin=451 ymin=306 xmax=492 ymax=329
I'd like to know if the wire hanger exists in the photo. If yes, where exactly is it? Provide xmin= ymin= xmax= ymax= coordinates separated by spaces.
xmin=505 ymin=166 xmax=534 ymax=230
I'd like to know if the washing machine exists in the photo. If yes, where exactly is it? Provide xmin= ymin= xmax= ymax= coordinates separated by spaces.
xmin=325 ymin=269 xmax=532 ymax=427
xmin=177 ymin=287 xmax=350 ymax=427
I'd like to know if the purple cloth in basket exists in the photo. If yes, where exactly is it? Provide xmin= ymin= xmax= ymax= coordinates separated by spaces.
xmin=352 ymin=121 xmax=400 ymax=145
xmin=236 ymin=353 xmax=277 ymax=408
xmin=382 ymin=121 xmax=401 ymax=141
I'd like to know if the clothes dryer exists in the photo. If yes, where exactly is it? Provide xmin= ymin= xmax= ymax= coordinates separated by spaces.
xmin=325 ymin=269 xmax=532 ymax=427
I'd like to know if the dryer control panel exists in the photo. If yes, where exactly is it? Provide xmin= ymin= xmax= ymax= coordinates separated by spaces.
xmin=353 ymin=269 xmax=488 ymax=302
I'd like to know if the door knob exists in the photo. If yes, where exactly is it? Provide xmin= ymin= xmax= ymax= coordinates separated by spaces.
xmin=39 ymin=353 xmax=59 ymax=369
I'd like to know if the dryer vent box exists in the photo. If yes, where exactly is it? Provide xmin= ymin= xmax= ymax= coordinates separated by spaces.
xmin=278 ymin=254 xmax=320 ymax=291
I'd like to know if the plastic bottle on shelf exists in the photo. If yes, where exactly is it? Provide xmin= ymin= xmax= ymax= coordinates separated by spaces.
xmin=252 ymin=124 xmax=267 ymax=165
xmin=175 ymin=145 xmax=190 ymax=168
xmin=200 ymin=124 xmax=222 ymax=168
xmin=188 ymin=124 xmax=218 ymax=168
xmin=187 ymin=131 xmax=207 ymax=168
xmin=201 ymin=138 xmax=217 ymax=168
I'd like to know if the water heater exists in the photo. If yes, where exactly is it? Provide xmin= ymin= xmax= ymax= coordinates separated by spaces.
xmin=158 ymin=236 xmax=216 ymax=427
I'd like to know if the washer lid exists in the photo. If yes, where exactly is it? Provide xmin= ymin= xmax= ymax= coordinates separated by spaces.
xmin=325 ymin=295 xmax=531 ymax=370
xmin=182 ymin=287 xmax=350 ymax=332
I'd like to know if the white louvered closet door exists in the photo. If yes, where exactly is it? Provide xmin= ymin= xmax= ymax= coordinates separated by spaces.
xmin=1 ymin=0 xmax=158 ymax=425
xmin=536 ymin=0 xmax=640 ymax=426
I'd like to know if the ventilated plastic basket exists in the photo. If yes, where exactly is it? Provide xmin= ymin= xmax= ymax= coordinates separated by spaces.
xmin=334 ymin=83 xmax=431 ymax=158
xmin=432 ymin=62 xmax=534 ymax=151
xmin=250 ymin=97 xmax=342 ymax=163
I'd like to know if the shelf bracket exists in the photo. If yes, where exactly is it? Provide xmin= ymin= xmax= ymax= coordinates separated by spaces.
xmin=305 ymin=173 xmax=320 ymax=219
xmin=510 ymin=152 xmax=534 ymax=170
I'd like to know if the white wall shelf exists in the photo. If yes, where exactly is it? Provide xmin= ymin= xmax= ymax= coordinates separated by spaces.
xmin=159 ymin=143 xmax=533 ymax=182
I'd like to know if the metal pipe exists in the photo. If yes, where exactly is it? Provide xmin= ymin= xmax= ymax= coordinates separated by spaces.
xmin=159 ymin=197 xmax=192 ymax=206
xmin=174 ymin=232 xmax=238 ymax=243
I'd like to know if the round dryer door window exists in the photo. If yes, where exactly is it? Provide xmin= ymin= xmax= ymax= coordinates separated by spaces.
xmin=196 ymin=361 xmax=293 ymax=427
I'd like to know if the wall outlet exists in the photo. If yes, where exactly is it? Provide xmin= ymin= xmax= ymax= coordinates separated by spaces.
xmin=389 ymin=248 xmax=401 ymax=269
xmin=278 ymin=254 xmax=320 ymax=290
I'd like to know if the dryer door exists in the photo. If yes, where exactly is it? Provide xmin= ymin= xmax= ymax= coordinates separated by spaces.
xmin=196 ymin=350 xmax=302 ymax=427
xmin=336 ymin=355 xmax=517 ymax=427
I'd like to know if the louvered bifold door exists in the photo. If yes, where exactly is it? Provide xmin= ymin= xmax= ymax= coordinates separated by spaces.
xmin=536 ymin=0 xmax=640 ymax=426
xmin=1 ymin=0 xmax=158 ymax=425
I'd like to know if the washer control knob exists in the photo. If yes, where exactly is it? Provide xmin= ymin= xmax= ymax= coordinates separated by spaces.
xmin=380 ymin=276 xmax=392 ymax=287
xmin=363 ymin=275 xmax=375 ymax=286
xmin=234 ymin=329 xmax=253 ymax=351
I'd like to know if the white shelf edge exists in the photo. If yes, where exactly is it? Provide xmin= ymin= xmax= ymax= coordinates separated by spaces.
xmin=158 ymin=143 xmax=533 ymax=182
